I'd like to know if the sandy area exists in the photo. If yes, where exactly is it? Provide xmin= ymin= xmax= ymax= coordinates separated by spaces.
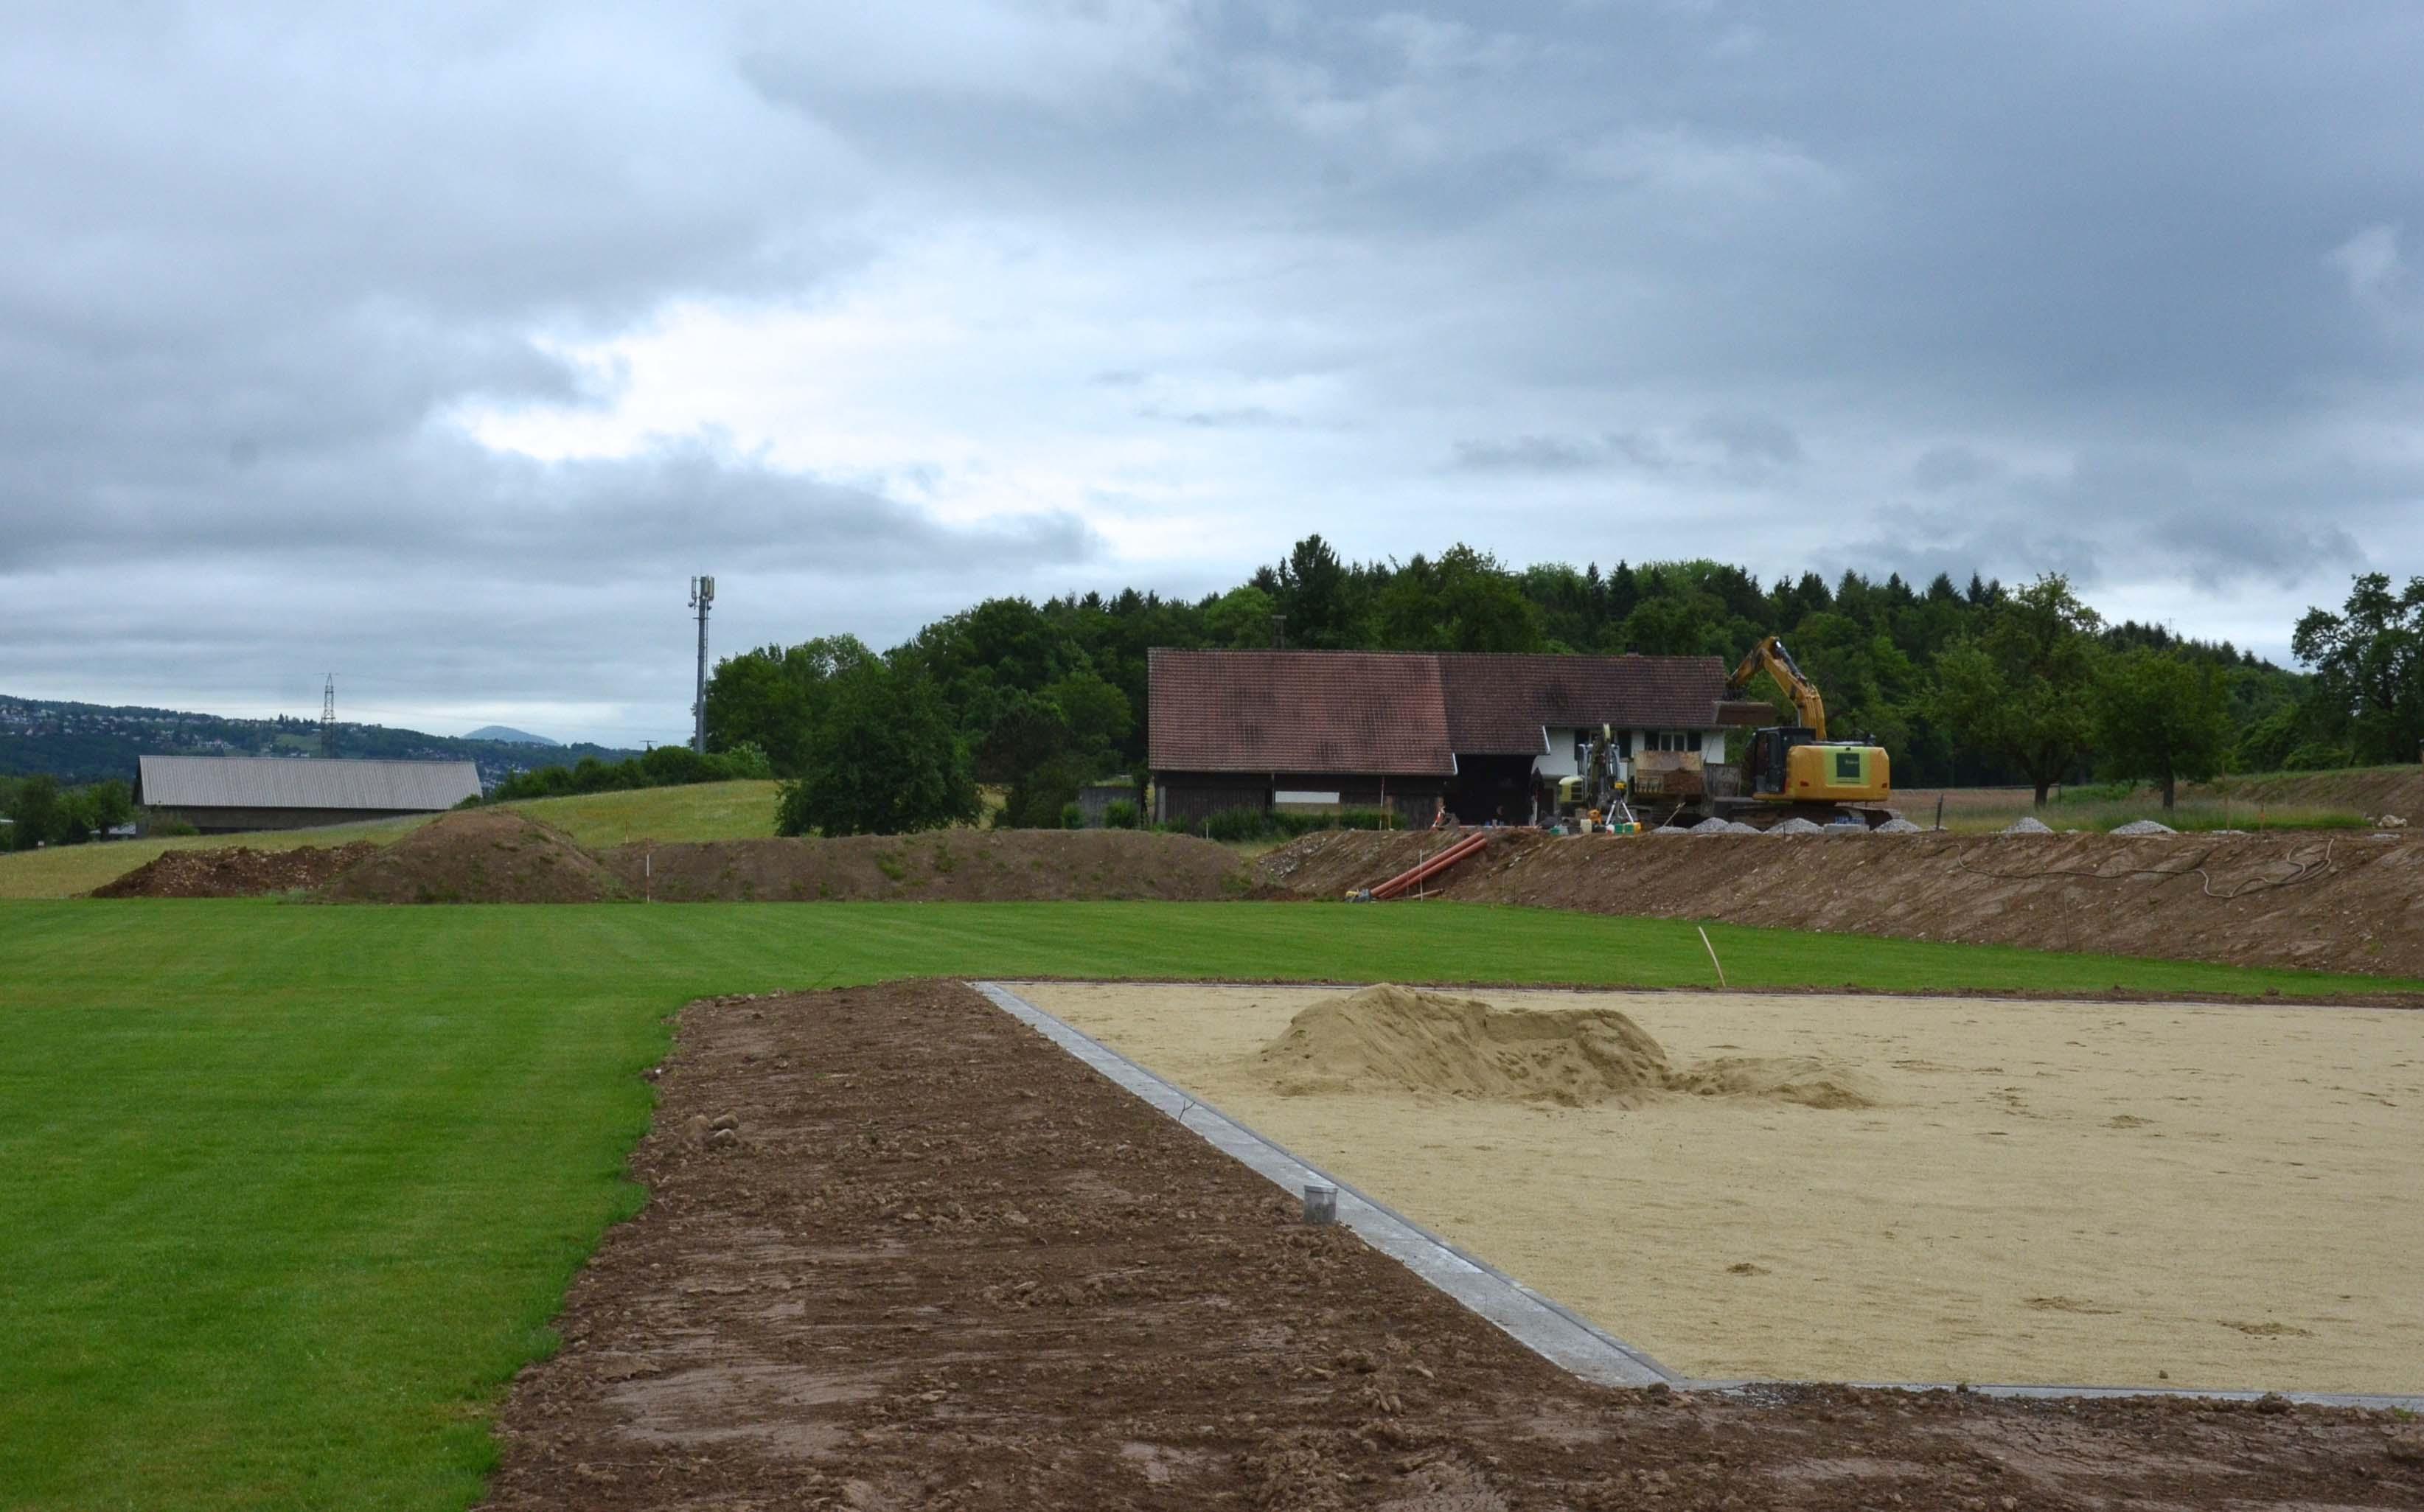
xmin=1015 ymin=982 xmax=2424 ymax=1395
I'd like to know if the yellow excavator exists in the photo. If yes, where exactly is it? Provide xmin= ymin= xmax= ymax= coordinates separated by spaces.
xmin=1716 ymin=636 xmax=1894 ymax=828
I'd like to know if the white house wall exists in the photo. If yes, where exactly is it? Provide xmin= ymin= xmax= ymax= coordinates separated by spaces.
xmin=1528 ymin=728 xmax=1727 ymax=781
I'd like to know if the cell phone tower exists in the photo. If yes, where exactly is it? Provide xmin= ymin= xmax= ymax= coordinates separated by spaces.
xmin=321 ymin=674 xmax=337 ymax=759
xmin=689 ymin=576 xmax=715 ymax=755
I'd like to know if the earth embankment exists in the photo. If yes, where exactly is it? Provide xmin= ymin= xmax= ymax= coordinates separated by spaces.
xmin=319 ymin=809 xmax=630 ymax=903
xmin=88 ymin=841 xmax=380 ymax=898
xmin=602 ymin=828 xmax=1249 ymax=902
xmin=1261 ymin=827 xmax=2424 ymax=979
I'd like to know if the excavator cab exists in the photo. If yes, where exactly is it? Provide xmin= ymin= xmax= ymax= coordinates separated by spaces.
xmin=1744 ymin=727 xmax=1890 ymax=804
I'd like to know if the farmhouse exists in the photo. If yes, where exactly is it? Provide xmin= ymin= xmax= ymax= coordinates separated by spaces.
xmin=136 ymin=755 xmax=482 ymax=834
xmin=1148 ymin=649 xmax=1761 ymax=825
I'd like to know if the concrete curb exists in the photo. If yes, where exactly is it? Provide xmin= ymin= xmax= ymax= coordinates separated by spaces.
xmin=969 ymin=980 xmax=2424 ymax=1414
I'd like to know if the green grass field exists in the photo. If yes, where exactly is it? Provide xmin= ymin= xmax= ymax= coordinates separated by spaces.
xmin=3 ymin=898 xmax=2417 ymax=1511
xmin=1904 ymin=764 xmax=2420 ymax=835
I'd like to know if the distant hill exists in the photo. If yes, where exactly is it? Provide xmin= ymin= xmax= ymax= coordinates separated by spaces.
xmin=0 ymin=694 xmax=640 ymax=788
xmin=464 ymin=725 xmax=560 ymax=747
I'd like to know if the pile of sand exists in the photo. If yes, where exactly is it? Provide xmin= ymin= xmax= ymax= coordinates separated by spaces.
xmin=91 ymin=841 xmax=380 ymax=898
xmin=1246 ymin=985 xmax=1878 ymax=1110
xmin=320 ymin=809 xmax=627 ymax=903
xmin=1665 ymin=1055 xmax=1884 ymax=1111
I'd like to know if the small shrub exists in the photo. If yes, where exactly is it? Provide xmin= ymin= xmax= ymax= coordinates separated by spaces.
xmin=1103 ymin=800 xmax=1139 ymax=829
xmin=2282 ymin=742 xmax=2355 ymax=772
xmin=1061 ymin=803 xmax=1084 ymax=829
xmin=1201 ymin=806 xmax=1271 ymax=843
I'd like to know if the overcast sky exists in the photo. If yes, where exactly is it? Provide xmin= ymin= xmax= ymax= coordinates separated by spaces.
xmin=4 ymin=2 xmax=2419 ymax=746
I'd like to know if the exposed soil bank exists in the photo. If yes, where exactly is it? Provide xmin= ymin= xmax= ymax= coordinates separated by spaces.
xmin=600 ymin=829 xmax=1248 ymax=902
xmin=319 ymin=809 xmax=628 ymax=903
xmin=478 ymin=980 xmax=2423 ymax=1511
xmin=87 ymin=841 xmax=377 ymax=897
xmin=1261 ymin=828 xmax=2424 ymax=978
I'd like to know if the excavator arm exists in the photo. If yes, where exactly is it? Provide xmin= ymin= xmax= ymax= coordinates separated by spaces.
xmin=1727 ymin=635 xmax=1827 ymax=740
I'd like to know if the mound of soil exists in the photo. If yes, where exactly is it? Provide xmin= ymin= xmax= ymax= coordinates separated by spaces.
xmin=1250 ymin=984 xmax=1676 ymax=1106
xmin=1247 ymin=983 xmax=1878 ymax=1109
xmin=602 ymin=828 xmax=1247 ymax=903
xmin=1260 ymin=828 xmax=2424 ymax=980
xmin=477 ymin=980 xmax=2419 ymax=1512
xmin=321 ymin=809 xmax=627 ymax=903
xmin=90 ymin=842 xmax=380 ymax=898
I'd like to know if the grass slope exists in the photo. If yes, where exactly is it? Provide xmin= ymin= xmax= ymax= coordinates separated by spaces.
xmin=1 ymin=899 xmax=2414 ymax=1511
xmin=503 ymin=780 xmax=779 ymax=849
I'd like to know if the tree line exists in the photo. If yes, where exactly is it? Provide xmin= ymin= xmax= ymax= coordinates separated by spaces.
xmin=696 ymin=537 xmax=2421 ymax=834
xmin=0 ymin=776 xmax=136 ymax=850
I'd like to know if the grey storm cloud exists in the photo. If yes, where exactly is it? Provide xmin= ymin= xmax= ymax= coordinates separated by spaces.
xmin=3 ymin=1 xmax=2422 ymax=740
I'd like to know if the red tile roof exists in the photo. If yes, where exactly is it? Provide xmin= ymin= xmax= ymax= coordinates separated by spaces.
xmin=1149 ymin=649 xmax=1731 ymax=773
xmin=1148 ymin=649 xmax=1454 ymax=775
xmin=1437 ymin=654 xmax=1730 ymax=753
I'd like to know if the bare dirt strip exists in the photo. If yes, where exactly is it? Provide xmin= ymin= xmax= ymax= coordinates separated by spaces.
xmin=478 ymin=980 xmax=2424 ymax=1511
xmin=1260 ymin=829 xmax=2424 ymax=980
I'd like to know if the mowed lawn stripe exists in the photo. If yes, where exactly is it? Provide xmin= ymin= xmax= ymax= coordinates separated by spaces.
xmin=0 ymin=899 xmax=2411 ymax=1511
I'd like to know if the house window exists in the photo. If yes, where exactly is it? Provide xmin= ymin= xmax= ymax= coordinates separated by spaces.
xmin=1643 ymin=730 xmax=1700 ymax=753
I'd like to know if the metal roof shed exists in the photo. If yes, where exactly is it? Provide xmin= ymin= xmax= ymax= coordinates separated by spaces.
xmin=136 ymin=755 xmax=483 ymax=834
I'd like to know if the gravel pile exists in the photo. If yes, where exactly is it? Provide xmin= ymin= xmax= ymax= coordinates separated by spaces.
xmin=2110 ymin=819 xmax=2178 ymax=836
xmin=2002 ymin=816 xmax=2055 ymax=835
xmin=1768 ymin=817 xmax=1826 ymax=835
xmin=1874 ymin=817 xmax=1924 ymax=833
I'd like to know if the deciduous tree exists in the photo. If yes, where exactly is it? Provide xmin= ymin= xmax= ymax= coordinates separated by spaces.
xmin=2092 ymin=651 xmax=2233 ymax=809
xmin=2291 ymin=572 xmax=2424 ymax=764
xmin=776 ymin=659 xmax=978 ymax=837
xmin=1934 ymin=574 xmax=2104 ymax=806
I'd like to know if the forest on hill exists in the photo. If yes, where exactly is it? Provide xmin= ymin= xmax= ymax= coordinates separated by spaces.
xmin=0 ymin=695 xmax=638 ymax=788
xmin=701 ymin=537 xmax=2423 ymax=833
